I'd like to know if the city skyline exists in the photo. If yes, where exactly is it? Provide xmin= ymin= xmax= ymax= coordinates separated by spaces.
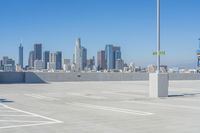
xmin=0 ymin=0 xmax=200 ymax=68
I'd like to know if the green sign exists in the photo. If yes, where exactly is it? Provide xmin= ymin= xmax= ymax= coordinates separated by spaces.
xmin=153 ymin=51 xmax=166 ymax=56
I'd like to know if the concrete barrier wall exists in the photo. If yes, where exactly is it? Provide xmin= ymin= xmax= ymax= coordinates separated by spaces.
xmin=25 ymin=72 xmax=149 ymax=83
xmin=169 ymin=73 xmax=200 ymax=80
xmin=0 ymin=72 xmax=200 ymax=83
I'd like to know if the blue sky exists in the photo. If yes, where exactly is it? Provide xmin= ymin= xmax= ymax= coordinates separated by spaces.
xmin=0 ymin=0 xmax=200 ymax=68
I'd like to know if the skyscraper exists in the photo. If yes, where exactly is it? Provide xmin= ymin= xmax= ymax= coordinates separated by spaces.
xmin=105 ymin=45 xmax=122 ymax=70
xmin=43 ymin=51 xmax=50 ymax=69
xmin=81 ymin=47 xmax=87 ymax=70
xmin=105 ymin=44 xmax=114 ymax=70
xmin=113 ymin=46 xmax=121 ymax=69
xmin=28 ymin=51 xmax=34 ymax=69
xmin=34 ymin=43 xmax=42 ymax=61
xmin=47 ymin=52 xmax=56 ymax=71
xmin=56 ymin=51 xmax=62 ymax=70
xmin=0 ymin=60 xmax=3 ymax=70
xmin=97 ymin=50 xmax=106 ymax=70
xmin=49 ymin=53 xmax=56 ymax=63
xmin=75 ymin=38 xmax=81 ymax=72
xmin=18 ymin=44 xmax=23 ymax=68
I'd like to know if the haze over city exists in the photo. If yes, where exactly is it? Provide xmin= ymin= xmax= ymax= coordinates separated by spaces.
xmin=0 ymin=0 xmax=200 ymax=68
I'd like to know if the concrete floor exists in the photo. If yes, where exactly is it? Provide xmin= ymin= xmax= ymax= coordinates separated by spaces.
xmin=0 ymin=80 xmax=200 ymax=133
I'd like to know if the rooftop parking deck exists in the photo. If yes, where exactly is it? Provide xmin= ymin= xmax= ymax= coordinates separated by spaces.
xmin=0 ymin=80 xmax=200 ymax=133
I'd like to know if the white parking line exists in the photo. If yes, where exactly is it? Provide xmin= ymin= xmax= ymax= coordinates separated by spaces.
xmin=66 ymin=92 xmax=107 ymax=99
xmin=102 ymin=91 xmax=146 ymax=97
xmin=0 ymin=115 xmax=36 ymax=117
xmin=0 ymin=103 xmax=63 ymax=129
xmin=24 ymin=94 xmax=60 ymax=101
xmin=0 ymin=120 xmax=50 ymax=123
xmin=124 ymin=100 xmax=200 ymax=110
xmin=73 ymin=102 xmax=154 ymax=116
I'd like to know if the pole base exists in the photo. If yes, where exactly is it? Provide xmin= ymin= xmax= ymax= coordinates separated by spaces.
xmin=149 ymin=73 xmax=169 ymax=98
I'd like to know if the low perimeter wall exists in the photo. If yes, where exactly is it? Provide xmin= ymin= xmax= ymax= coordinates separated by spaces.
xmin=0 ymin=72 xmax=200 ymax=83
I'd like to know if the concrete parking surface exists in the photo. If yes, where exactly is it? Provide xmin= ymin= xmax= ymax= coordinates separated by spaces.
xmin=0 ymin=80 xmax=200 ymax=133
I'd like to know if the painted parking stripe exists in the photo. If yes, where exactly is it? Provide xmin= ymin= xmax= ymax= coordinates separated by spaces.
xmin=73 ymin=102 xmax=154 ymax=116
xmin=124 ymin=100 xmax=200 ymax=110
xmin=0 ymin=103 xmax=63 ymax=129
xmin=66 ymin=93 xmax=107 ymax=99
xmin=24 ymin=94 xmax=60 ymax=101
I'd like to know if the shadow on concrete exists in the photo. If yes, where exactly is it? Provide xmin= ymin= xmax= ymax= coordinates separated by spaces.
xmin=25 ymin=72 xmax=47 ymax=84
xmin=168 ymin=92 xmax=200 ymax=97
xmin=0 ymin=72 xmax=47 ymax=84
xmin=168 ymin=94 xmax=184 ymax=97
xmin=0 ymin=99 xmax=14 ymax=103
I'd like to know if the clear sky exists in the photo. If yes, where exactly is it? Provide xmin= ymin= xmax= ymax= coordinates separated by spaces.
xmin=0 ymin=0 xmax=200 ymax=68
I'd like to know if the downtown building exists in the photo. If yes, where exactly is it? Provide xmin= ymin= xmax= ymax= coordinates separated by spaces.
xmin=63 ymin=59 xmax=71 ymax=72
xmin=33 ymin=43 xmax=42 ymax=70
xmin=47 ymin=52 xmax=62 ymax=71
xmin=34 ymin=43 xmax=42 ymax=61
xmin=105 ymin=44 xmax=123 ymax=70
xmin=75 ymin=38 xmax=82 ymax=72
xmin=56 ymin=51 xmax=62 ymax=70
xmin=43 ymin=51 xmax=50 ymax=69
xmin=47 ymin=52 xmax=56 ymax=71
xmin=28 ymin=43 xmax=42 ymax=69
xmin=81 ymin=47 xmax=87 ymax=70
xmin=1 ymin=56 xmax=15 ymax=72
xmin=28 ymin=51 xmax=34 ymax=69
xmin=74 ymin=38 xmax=87 ymax=72
xmin=18 ymin=44 xmax=23 ymax=69
xmin=97 ymin=50 xmax=106 ymax=71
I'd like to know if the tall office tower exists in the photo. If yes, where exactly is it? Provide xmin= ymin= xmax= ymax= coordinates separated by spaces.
xmin=34 ymin=43 xmax=42 ymax=61
xmin=0 ymin=60 xmax=3 ymax=70
xmin=43 ymin=51 xmax=50 ymax=69
xmin=47 ymin=52 xmax=56 ymax=71
xmin=97 ymin=50 xmax=106 ymax=70
xmin=197 ymin=38 xmax=200 ymax=72
xmin=113 ymin=47 xmax=121 ymax=69
xmin=28 ymin=51 xmax=34 ymax=69
xmin=105 ymin=44 xmax=114 ymax=70
xmin=18 ymin=44 xmax=23 ymax=68
xmin=56 ymin=51 xmax=62 ymax=70
xmin=75 ymin=38 xmax=82 ymax=72
xmin=49 ymin=53 xmax=56 ymax=63
xmin=81 ymin=47 xmax=87 ymax=70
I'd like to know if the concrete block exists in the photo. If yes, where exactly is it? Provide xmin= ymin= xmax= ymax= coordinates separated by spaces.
xmin=149 ymin=73 xmax=169 ymax=98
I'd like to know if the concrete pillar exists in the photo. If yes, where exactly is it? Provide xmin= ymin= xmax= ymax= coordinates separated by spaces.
xmin=149 ymin=73 xmax=169 ymax=98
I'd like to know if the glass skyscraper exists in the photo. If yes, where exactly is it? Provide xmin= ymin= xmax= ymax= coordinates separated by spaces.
xmin=56 ymin=51 xmax=62 ymax=70
xmin=34 ymin=43 xmax=42 ymax=61
xmin=18 ymin=44 xmax=23 ymax=68
xmin=43 ymin=51 xmax=50 ymax=69
xmin=105 ymin=45 xmax=114 ymax=70
xmin=105 ymin=45 xmax=121 ymax=70
xmin=81 ymin=47 xmax=87 ymax=70
xmin=97 ymin=50 xmax=106 ymax=70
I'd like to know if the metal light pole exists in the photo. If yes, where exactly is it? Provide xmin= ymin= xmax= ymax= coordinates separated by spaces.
xmin=149 ymin=0 xmax=168 ymax=98
xmin=157 ymin=0 xmax=160 ymax=73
